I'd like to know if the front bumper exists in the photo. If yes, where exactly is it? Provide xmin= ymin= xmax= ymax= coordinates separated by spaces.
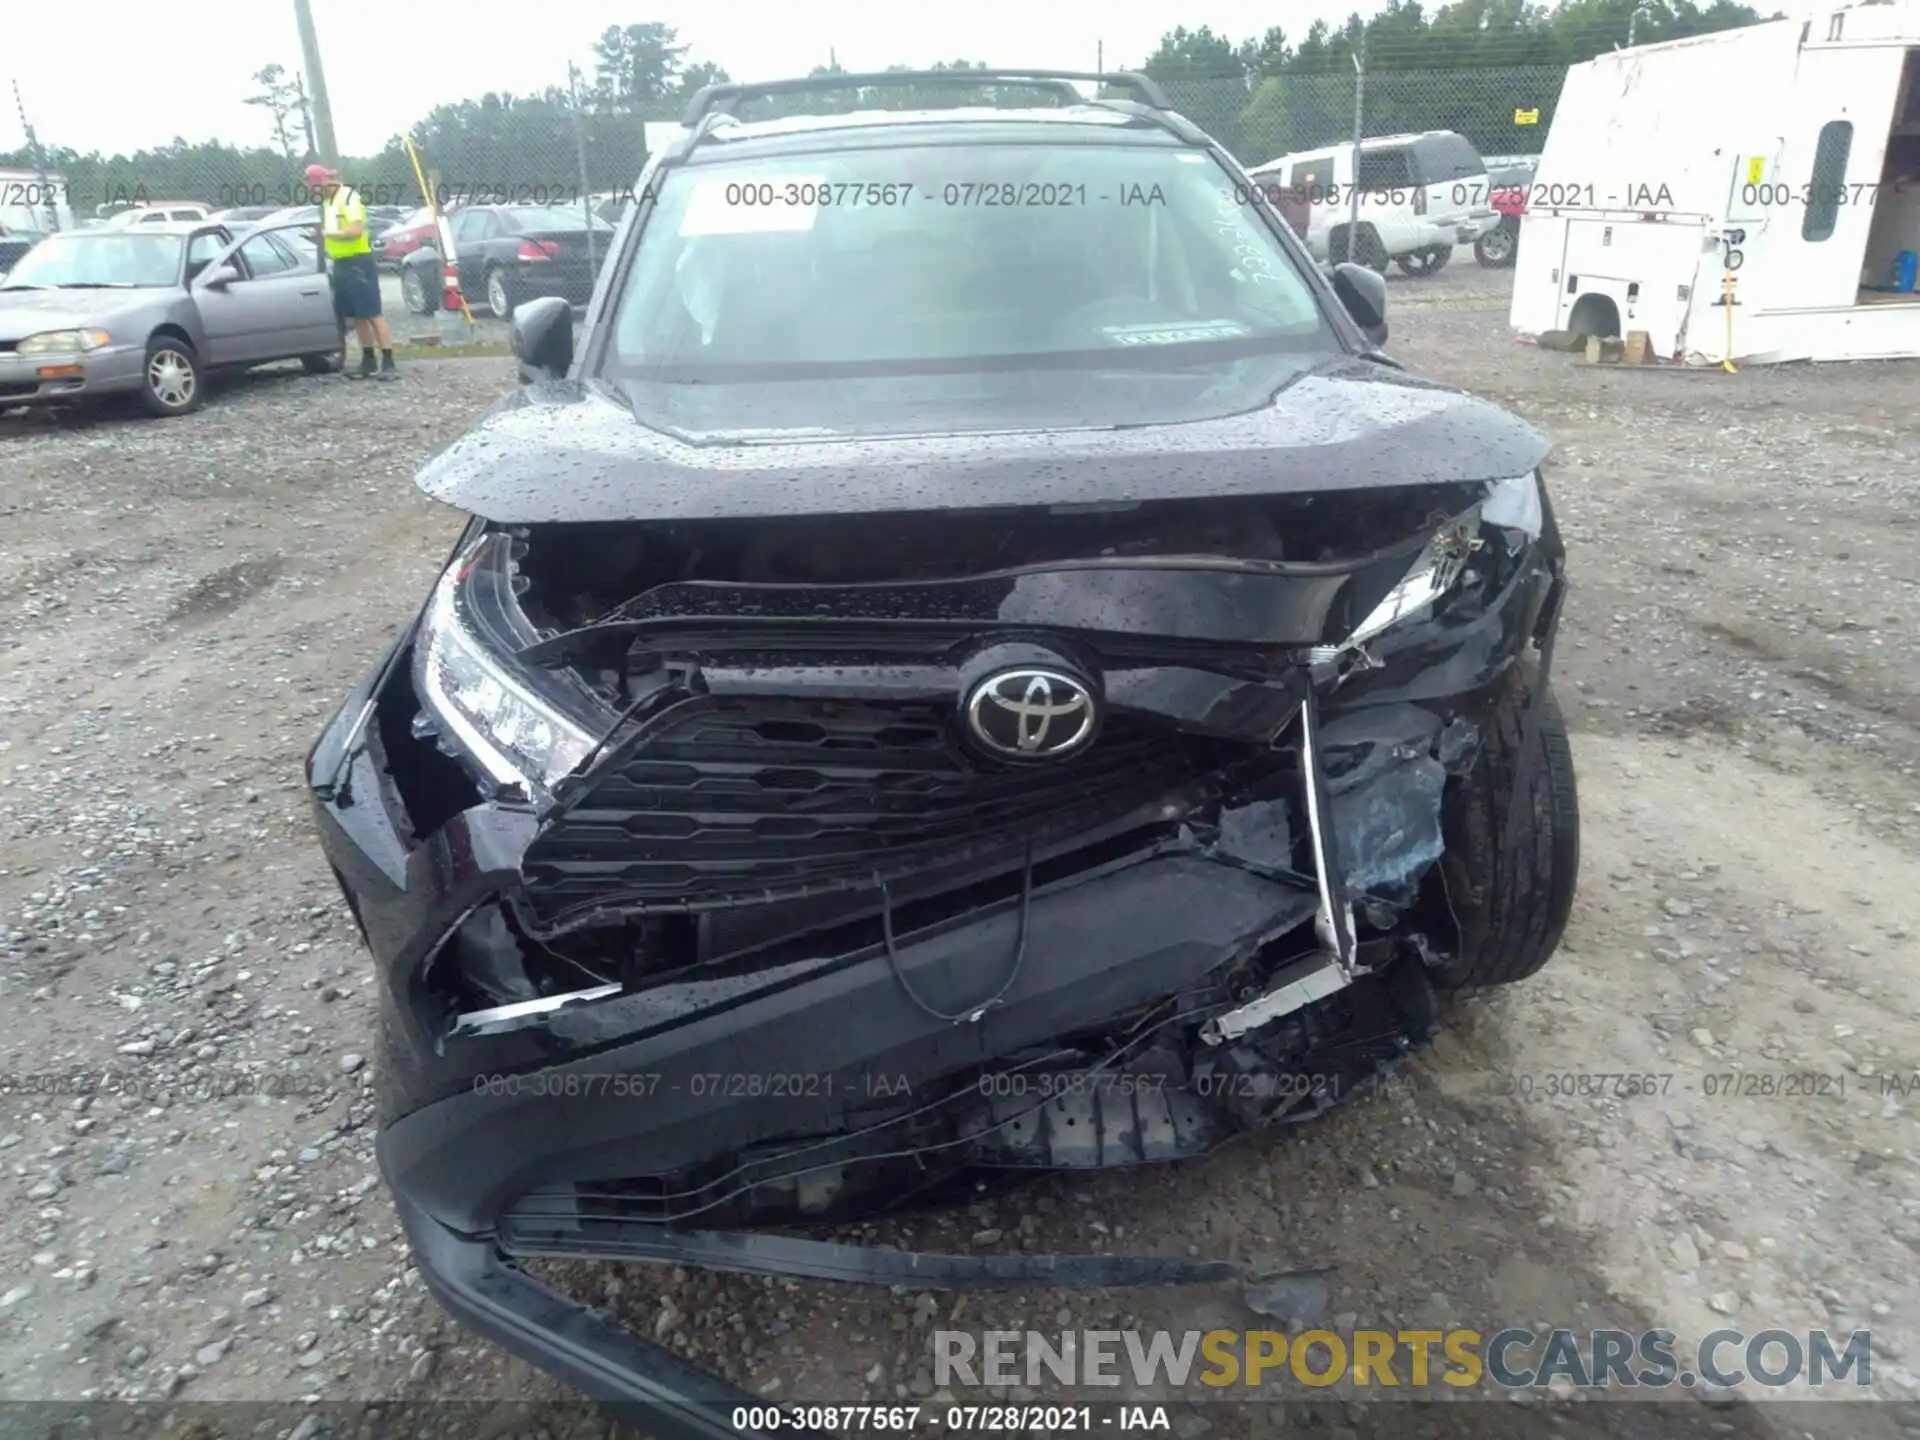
xmin=356 ymin=816 xmax=1409 ymax=1422
xmin=395 ymin=1150 xmax=1328 ymax=1437
xmin=378 ymin=851 xmax=1325 ymax=1233
xmin=0 ymin=343 xmax=144 ymax=405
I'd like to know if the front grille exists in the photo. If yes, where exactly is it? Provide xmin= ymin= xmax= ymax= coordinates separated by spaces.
xmin=519 ymin=696 xmax=1237 ymax=924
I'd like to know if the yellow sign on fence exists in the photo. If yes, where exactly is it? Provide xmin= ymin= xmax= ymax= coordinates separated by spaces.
xmin=1515 ymin=108 xmax=1540 ymax=125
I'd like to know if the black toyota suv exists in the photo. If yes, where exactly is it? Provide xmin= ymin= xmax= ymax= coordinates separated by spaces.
xmin=307 ymin=70 xmax=1575 ymax=1432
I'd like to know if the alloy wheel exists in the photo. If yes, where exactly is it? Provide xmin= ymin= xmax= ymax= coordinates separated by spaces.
xmin=147 ymin=348 xmax=196 ymax=409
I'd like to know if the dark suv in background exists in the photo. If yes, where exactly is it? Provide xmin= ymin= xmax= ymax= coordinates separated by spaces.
xmin=307 ymin=68 xmax=1576 ymax=1433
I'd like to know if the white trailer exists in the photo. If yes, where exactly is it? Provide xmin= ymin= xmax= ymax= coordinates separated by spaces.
xmin=1510 ymin=2 xmax=1920 ymax=364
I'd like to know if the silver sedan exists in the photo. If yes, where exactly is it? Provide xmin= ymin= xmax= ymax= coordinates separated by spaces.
xmin=0 ymin=220 xmax=344 ymax=417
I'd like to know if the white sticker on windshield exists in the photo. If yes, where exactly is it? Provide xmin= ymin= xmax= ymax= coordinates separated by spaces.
xmin=678 ymin=176 xmax=824 ymax=236
xmin=1103 ymin=321 xmax=1250 ymax=346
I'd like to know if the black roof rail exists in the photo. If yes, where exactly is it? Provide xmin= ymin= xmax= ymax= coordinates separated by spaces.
xmin=681 ymin=69 xmax=1173 ymax=127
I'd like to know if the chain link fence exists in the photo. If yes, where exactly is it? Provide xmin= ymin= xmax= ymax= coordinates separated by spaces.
xmin=1165 ymin=66 xmax=1564 ymax=170
xmin=3 ymin=62 xmax=1567 ymax=233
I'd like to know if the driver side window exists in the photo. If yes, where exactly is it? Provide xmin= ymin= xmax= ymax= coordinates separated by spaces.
xmin=238 ymin=232 xmax=296 ymax=278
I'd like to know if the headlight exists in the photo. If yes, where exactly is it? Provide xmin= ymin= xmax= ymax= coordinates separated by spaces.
xmin=411 ymin=532 xmax=603 ymax=799
xmin=17 ymin=328 xmax=111 ymax=354
xmin=1480 ymin=471 xmax=1543 ymax=540
xmin=1350 ymin=514 xmax=1476 ymax=645
xmin=1310 ymin=474 xmax=1542 ymax=666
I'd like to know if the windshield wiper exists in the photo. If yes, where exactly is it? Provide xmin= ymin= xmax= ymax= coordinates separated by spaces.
xmin=52 ymin=282 xmax=137 ymax=289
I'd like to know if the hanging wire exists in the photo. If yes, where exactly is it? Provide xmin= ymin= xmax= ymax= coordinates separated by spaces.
xmin=876 ymin=840 xmax=1035 ymax=1023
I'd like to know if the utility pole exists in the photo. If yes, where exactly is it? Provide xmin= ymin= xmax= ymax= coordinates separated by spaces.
xmin=1346 ymin=39 xmax=1367 ymax=260
xmin=10 ymin=81 xmax=61 ymax=231
xmin=568 ymin=63 xmax=598 ymax=272
xmin=1097 ymin=40 xmax=1103 ymax=73
xmin=292 ymin=0 xmax=339 ymax=166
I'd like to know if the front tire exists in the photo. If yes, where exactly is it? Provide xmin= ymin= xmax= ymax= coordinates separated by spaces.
xmin=139 ymin=336 xmax=202 ymax=417
xmin=1434 ymin=680 xmax=1579 ymax=989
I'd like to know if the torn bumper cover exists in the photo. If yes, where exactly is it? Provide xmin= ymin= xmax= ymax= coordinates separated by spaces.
xmin=395 ymin=1188 xmax=1331 ymax=1432
xmin=306 ymin=475 xmax=1563 ymax=1423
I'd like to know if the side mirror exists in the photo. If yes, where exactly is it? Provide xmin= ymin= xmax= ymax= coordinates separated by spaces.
xmin=1330 ymin=262 xmax=1388 ymax=347
xmin=510 ymin=295 xmax=574 ymax=380
xmin=202 ymin=264 xmax=239 ymax=290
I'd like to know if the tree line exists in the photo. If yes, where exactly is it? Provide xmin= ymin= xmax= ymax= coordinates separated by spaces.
xmin=1148 ymin=0 xmax=1770 ymax=159
xmin=3 ymin=1 xmax=1770 ymax=219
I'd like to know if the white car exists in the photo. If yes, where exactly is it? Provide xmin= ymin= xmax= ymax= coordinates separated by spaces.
xmin=1247 ymin=131 xmax=1501 ymax=277
xmin=101 ymin=204 xmax=214 ymax=230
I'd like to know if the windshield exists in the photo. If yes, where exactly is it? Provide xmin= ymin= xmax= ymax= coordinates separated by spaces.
xmin=2 ymin=232 xmax=182 ymax=287
xmin=608 ymin=141 xmax=1331 ymax=381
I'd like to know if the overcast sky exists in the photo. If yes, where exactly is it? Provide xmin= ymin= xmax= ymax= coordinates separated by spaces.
xmin=3 ymin=0 xmax=1376 ymax=158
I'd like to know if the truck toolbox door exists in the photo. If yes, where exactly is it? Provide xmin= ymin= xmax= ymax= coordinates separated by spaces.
xmin=1724 ymin=142 xmax=1784 ymax=228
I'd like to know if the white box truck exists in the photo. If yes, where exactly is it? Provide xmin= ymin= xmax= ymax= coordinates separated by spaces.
xmin=1510 ymin=1 xmax=1920 ymax=364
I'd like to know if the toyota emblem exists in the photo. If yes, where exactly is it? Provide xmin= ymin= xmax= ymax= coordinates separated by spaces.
xmin=964 ymin=668 xmax=1097 ymax=760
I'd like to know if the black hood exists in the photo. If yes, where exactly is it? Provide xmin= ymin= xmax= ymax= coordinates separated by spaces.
xmin=416 ymin=356 xmax=1549 ymax=524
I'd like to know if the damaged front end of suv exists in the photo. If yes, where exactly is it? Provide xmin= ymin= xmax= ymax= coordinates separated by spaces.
xmin=305 ymin=68 xmax=1576 ymax=1433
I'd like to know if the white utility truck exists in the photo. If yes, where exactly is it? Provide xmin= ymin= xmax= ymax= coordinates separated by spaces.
xmin=1510 ymin=1 xmax=1920 ymax=364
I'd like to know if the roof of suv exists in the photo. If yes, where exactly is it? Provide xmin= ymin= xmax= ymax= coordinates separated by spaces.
xmin=660 ymin=72 xmax=1208 ymax=167
xmin=700 ymin=103 xmax=1146 ymax=143
xmin=676 ymin=107 xmax=1189 ymax=169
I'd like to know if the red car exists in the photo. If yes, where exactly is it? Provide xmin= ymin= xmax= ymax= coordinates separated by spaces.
xmin=1474 ymin=159 xmax=1537 ymax=269
xmin=374 ymin=206 xmax=441 ymax=270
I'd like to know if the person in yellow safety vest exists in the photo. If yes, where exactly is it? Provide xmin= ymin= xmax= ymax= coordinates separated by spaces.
xmin=307 ymin=163 xmax=397 ymax=381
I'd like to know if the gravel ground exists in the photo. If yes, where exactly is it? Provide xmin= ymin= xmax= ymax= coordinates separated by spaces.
xmin=1 ymin=253 xmax=1917 ymax=1439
